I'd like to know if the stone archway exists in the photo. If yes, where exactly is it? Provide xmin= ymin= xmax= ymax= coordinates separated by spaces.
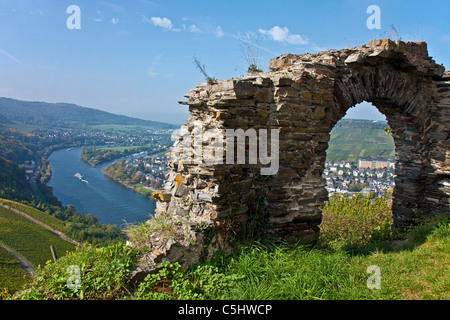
xmin=131 ymin=39 xmax=449 ymax=272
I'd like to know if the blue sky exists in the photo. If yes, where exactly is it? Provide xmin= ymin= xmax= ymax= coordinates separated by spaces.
xmin=0 ymin=0 xmax=449 ymax=124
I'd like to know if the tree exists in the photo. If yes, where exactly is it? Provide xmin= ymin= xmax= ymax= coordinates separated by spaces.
xmin=132 ymin=174 xmax=141 ymax=183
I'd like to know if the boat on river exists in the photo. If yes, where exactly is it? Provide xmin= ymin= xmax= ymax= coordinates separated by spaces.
xmin=74 ymin=172 xmax=88 ymax=183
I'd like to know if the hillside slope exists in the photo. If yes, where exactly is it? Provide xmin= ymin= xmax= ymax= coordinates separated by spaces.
xmin=326 ymin=119 xmax=395 ymax=162
xmin=0 ymin=157 xmax=36 ymax=203
xmin=0 ymin=97 xmax=177 ymax=129
xmin=0 ymin=201 xmax=77 ymax=292
xmin=0 ymin=202 xmax=76 ymax=266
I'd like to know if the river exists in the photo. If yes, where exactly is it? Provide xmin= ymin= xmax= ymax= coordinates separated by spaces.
xmin=47 ymin=147 xmax=156 ymax=228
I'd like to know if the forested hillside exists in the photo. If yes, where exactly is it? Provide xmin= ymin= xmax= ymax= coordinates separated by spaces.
xmin=0 ymin=97 xmax=177 ymax=129
xmin=0 ymin=157 xmax=35 ymax=203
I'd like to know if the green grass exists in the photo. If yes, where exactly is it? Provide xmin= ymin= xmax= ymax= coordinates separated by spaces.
xmin=209 ymin=214 xmax=450 ymax=300
xmin=210 ymin=245 xmax=377 ymax=299
xmin=10 ymin=194 xmax=450 ymax=300
xmin=132 ymin=184 xmax=154 ymax=198
xmin=363 ymin=234 xmax=450 ymax=299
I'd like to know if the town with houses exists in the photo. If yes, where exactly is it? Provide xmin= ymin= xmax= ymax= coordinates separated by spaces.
xmin=120 ymin=153 xmax=169 ymax=190
xmin=323 ymin=158 xmax=395 ymax=197
xmin=22 ymin=160 xmax=39 ymax=181
xmin=118 ymin=155 xmax=396 ymax=199
xmin=101 ymin=151 xmax=170 ymax=194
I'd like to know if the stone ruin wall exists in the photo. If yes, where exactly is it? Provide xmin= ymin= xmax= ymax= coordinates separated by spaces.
xmin=130 ymin=39 xmax=450 ymax=275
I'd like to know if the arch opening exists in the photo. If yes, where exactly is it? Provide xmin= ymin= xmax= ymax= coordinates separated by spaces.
xmin=319 ymin=102 xmax=396 ymax=246
xmin=324 ymin=102 xmax=395 ymax=197
xmin=329 ymin=66 xmax=436 ymax=230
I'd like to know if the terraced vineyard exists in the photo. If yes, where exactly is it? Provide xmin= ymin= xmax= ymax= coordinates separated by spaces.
xmin=326 ymin=119 xmax=395 ymax=163
xmin=0 ymin=245 xmax=28 ymax=295
xmin=0 ymin=201 xmax=76 ymax=293
xmin=0 ymin=199 xmax=67 ymax=233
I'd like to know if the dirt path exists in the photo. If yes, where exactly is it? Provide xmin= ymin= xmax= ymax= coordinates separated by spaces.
xmin=0 ymin=240 xmax=35 ymax=277
xmin=0 ymin=202 xmax=79 ymax=246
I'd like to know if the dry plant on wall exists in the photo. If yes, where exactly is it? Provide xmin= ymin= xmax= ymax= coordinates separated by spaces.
xmin=240 ymin=38 xmax=263 ymax=74
xmin=193 ymin=56 xmax=216 ymax=85
xmin=383 ymin=24 xmax=402 ymax=41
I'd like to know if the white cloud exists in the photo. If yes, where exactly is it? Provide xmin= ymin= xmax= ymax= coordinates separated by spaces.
xmin=143 ymin=16 xmax=193 ymax=32
xmin=258 ymin=26 xmax=309 ymax=45
xmin=111 ymin=17 xmax=119 ymax=25
xmin=146 ymin=16 xmax=173 ymax=30
xmin=216 ymin=26 xmax=224 ymax=37
xmin=189 ymin=24 xmax=201 ymax=33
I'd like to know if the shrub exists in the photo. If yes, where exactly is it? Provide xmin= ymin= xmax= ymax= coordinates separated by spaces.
xmin=319 ymin=192 xmax=393 ymax=250
xmin=247 ymin=64 xmax=262 ymax=73
xmin=125 ymin=214 xmax=177 ymax=252
xmin=135 ymin=261 xmax=243 ymax=300
xmin=14 ymin=243 xmax=137 ymax=300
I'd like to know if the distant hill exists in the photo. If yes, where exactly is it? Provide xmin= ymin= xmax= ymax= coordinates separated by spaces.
xmin=0 ymin=97 xmax=178 ymax=130
xmin=326 ymin=119 xmax=395 ymax=163
xmin=332 ymin=119 xmax=389 ymax=130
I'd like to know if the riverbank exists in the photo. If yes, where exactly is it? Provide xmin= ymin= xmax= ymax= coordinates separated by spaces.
xmin=101 ymin=152 xmax=169 ymax=199
xmin=80 ymin=144 xmax=170 ymax=168
xmin=47 ymin=147 xmax=156 ymax=227
xmin=102 ymin=169 xmax=157 ymax=198
xmin=80 ymin=145 xmax=145 ymax=167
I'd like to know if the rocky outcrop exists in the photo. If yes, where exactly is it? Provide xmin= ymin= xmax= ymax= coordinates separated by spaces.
xmin=129 ymin=39 xmax=449 ymax=275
